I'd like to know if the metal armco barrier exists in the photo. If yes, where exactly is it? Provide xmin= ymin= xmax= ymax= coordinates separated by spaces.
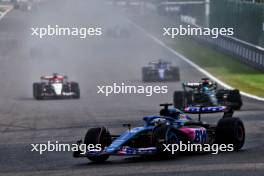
xmin=155 ymin=0 xmax=264 ymax=71
xmin=196 ymin=34 xmax=264 ymax=71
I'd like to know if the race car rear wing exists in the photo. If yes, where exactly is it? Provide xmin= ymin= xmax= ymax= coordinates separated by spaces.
xmin=183 ymin=82 xmax=201 ymax=88
xmin=41 ymin=75 xmax=65 ymax=80
xmin=184 ymin=106 xmax=234 ymax=120
xmin=183 ymin=82 xmax=217 ymax=89
xmin=184 ymin=106 xmax=227 ymax=114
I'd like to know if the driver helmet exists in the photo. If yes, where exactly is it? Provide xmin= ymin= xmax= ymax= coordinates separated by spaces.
xmin=202 ymin=78 xmax=212 ymax=87
xmin=53 ymin=73 xmax=61 ymax=82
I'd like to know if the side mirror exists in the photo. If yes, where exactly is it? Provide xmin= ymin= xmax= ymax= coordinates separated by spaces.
xmin=123 ymin=124 xmax=131 ymax=131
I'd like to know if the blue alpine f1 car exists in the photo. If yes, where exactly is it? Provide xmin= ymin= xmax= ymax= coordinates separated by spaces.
xmin=73 ymin=104 xmax=245 ymax=163
xmin=142 ymin=59 xmax=180 ymax=82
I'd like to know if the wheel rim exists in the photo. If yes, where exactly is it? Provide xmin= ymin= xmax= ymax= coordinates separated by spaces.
xmin=167 ymin=131 xmax=178 ymax=144
xmin=236 ymin=125 xmax=244 ymax=142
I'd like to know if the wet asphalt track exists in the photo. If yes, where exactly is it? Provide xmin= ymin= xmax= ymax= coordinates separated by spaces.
xmin=0 ymin=1 xmax=264 ymax=176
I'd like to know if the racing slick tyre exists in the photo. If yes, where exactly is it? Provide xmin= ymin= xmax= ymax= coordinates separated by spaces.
xmin=216 ymin=89 xmax=243 ymax=110
xmin=33 ymin=83 xmax=43 ymax=100
xmin=173 ymin=91 xmax=192 ymax=109
xmin=142 ymin=67 xmax=151 ymax=82
xmin=170 ymin=67 xmax=180 ymax=81
xmin=173 ymin=91 xmax=185 ymax=110
xmin=227 ymin=89 xmax=243 ymax=110
xmin=216 ymin=117 xmax=245 ymax=151
xmin=152 ymin=125 xmax=181 ymax=158
xmin=71 ymin=83 xmax=80 ymax=99
xmin=84 ymin=127 xmax=112 ymax=162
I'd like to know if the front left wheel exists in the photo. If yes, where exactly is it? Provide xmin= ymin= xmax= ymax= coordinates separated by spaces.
xmin=71 ymin=83 xmax=80 ymax=99
xmin=33 ymin=83 xmax=43 ymax=100
xmin=84 ymin=127 xmax=112 ymax=163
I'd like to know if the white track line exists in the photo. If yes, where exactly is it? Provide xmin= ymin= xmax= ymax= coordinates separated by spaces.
xmin=128 ymin=19 xmax=264 ymax=102
xmin=0 ymin=5 xmax=13 ymax=21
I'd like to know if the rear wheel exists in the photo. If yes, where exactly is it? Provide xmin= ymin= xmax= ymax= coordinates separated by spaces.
xmin=173 ymin=91 xmax=185 ymax=110
xmin=33 ymin=83 xmax=43 ymax=100
xmin=216 ymin=117 xmax=245 ymax=150
xmin=216 ymin=89 xmax=243 ymax=110
xmin=170 ymin=67 xmax=180 ymax=81
xmin=84 ymin=127 xmax=112 ymax=162
xmin=142 ymin=67 xmax=150 ymax=82
xmin=228 ymin=89 xmax=243 ymax=110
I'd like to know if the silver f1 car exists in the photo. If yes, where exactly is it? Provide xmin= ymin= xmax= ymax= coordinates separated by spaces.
xmin=142 ymin=59 xmax=180 ymax=82
xmin=174 ymin=78 xmax=243 ymax=110
xmin=33 ymin=73 xmax=80 ymax=100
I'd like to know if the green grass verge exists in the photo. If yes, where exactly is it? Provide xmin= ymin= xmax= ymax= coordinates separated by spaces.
xmin=0 ymin=8 xmax=5 ymax=13
xmin=132 ymin=15 xmax=264 ymax=98
xmin=168 ymin=37 xmax=264 ymax=97
xmin=0 ymin=6 xmax=9 ymax=13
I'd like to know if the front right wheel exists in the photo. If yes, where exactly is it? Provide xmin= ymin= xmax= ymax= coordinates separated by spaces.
xmin=71 ymin=83 xmax=80 ymax=99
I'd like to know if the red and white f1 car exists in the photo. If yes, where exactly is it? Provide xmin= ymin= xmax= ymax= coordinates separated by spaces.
xmin=33 ymin=73 xmax=80 ymax=100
